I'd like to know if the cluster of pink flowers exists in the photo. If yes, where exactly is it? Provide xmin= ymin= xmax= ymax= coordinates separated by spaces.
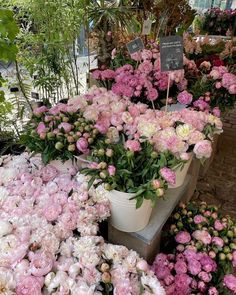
xmin=0 ymin=153 xmax=165 ymax=294
xmin=210 ymin=66 xmax=236 ymax=95
xmin=68 ymin=87 xmax=222 ymax=160
xmin=152 ymin=250 xmax=218 ymax=295
xmin=92 ymin=48 xmax=187 ymax=102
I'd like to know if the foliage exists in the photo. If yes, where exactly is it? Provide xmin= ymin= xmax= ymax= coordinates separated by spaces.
xmin=2 ymin=0 xmax=85 ymax=102
xmin=82 ymin=136 xmax=182 ymax=208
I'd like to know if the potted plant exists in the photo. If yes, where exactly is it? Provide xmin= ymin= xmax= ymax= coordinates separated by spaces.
xmin=81 ymin=134 xmax=182 ymax=232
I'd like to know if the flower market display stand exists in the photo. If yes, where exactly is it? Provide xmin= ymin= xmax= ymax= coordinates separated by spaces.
xmin=108 ymin=175 xmax=191 ymax=264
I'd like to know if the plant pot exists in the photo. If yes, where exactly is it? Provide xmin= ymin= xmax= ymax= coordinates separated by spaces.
xmin=169 ymin=154 xmax=193 ymax=188
xmin=107 ymin=190 xmax=152 ymax=232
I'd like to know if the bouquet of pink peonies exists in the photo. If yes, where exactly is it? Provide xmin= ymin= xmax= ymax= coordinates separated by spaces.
xmin=21 ymin=103 xmax=100 ymax=164
xmin=151 ymin=201 xmax=236 ymax=295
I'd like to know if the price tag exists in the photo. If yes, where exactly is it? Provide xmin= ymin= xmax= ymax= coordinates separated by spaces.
xmin=126 ymin=38 xmax=144 ymax=55
xmin=160 ymin=36 xmax=183 ymax=72
xmin=142 ymin=19 xmax=152 ymax=35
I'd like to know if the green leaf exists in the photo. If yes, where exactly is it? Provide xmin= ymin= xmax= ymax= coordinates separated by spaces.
xmin=136 ymin=196 xmax=144 ymax=209
xmin=88 ymin=176 xmax=96 ymax=190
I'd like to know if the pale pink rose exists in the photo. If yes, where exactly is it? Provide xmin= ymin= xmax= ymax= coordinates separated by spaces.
xmin=192 ymin=230 xmax=212 ymax=245
xmin=124 ymin=140 xmax=141 ymax=152
xmin=29 ymin=251 xmax=53 ymax=276
xmin=223 ymin=274 xmax=236 ymax=293
xmin=160 ymin=167 xmax=176 ymax=185
xmin=193 ymin=140 xmax=212 ymax=159
xmin=108 ymin=165 xmax=116 ymax=176
xmin=177 ymin=91 xmax=193 ymax=105
xmin=58 ymin=122 xmax=72 ymax=133
xmin=175 ymin=231 xmax=191 ymax=244
xmin=16 ymin=276 xmax=42 ymax=295
xmin=76 ymin=138 xmax=89 ymax=154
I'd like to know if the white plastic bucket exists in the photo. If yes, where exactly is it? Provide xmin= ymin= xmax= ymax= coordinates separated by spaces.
xmin=169 ymin=154 xmax=193 ymax=188
xmin=107 ymin=190 xmax=152 ymax=232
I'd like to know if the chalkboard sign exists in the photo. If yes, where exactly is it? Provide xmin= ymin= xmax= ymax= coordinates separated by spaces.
xmin=160 ymin=36 xmax=183 ymax=72
xmin=126 ymin=38 xmax=144 ymax=55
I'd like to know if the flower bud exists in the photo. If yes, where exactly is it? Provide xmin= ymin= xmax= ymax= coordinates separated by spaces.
xmin=104 ymin=183 xmax=111 ymax=191
xmin=98 ymin=149 xmax=105 ymax=156
xmin=226 ymin=253 xmax=233 ymax=261
xmin=100 ymin=263 xmax=110 ymax=273
xmin=47 ymin=132 xmax=55 ymax=139
xmin=219 ymin=253 xmax=226 ymax=260
xmin=156 ymin=188 xmax=164 ymax=197
xmin=99 ymin=171 xmax=108 ymax=179
xmin=105 ymin=138 xmax=111 ymax=144
xmin=102 ymin=272 xmax=111 ymax=283
xmin=67 ymin=136 xmax=75 ymax=143
xmin=174 ymin=213 xmax=181 ymax=220
xmin=55 ymin=142 xmax=64 ymax=150
xmin=136 ymin=260 xmax=149 ymax=272
xmin=62 ymin=116 xmax=69 ymax=122
xmin=88 ymin=138 xmax=94 ymax=144
xmin=227 ymin=231 xmax=234 ymax=238
xmin=223 ymin=246 xmax=230 ymax=254
xmin=98 ymin=162 xmax=107 ymax=169
xmin=68 ymin=144 xmax=76 ymax=152
xmin=152 ymin=179 xmax=161 ymax=189
xmin=177 ymin=221 xmax=183 ymax=229
xmin=230 ymin=243 xmax=236 ymax=250
xmin=151 ymin=151 xmax=158 ymax=159
xmin=106 ymin=149 xmax=113 ymax=157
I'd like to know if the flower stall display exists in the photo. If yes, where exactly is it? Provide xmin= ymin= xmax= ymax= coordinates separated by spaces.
xmin=201 ymin=8 xmax=236 ymax=36
xmin=0 ymin=153 xmax=165 ymax=294
xmin=151 ymin=201 xmax=236 ymax=295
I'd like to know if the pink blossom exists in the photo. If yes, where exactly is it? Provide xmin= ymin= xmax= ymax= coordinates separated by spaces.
xmin=198 ymin=281 xmax=207 ymax=292
xmin=212 ymin=237 xmax=224 ymax=248
xmin=124 ymin=140 xmax=141 ymax=152
xmin=198 ymin=271 xmax=212 ymax=283
xmin=41 ymin=165 xmax=58 ymax=182
xmin=29 ymin=251 xmax=54 ymax=276
xmin=58 ymin=122 xmax=72 ymax=133
xmin=108 ymin=165 xmax=116 ymax=176
xmin=214 ymin=219 xmax=225 ymax=231
xmin=160 ymin=167 xmax=176 ymax=185
xmin=177 ymin=91 xmax=193 ymax=105
xmin=233 ymin=251 xmax=236 ymax=268
xmin=141 ymin=49 xmax=153 ymax=60
xmin=212 ymin=107 xmax=221 ymax=117
xmin=193 ymin=99 xmax=210 ymax=111
xmin=223 ymin=274 xmax=236 ymax=293
xmin=193 ymin=140 xmax=212 ymax=159
xmin=16 ymin=276 xmax=42 ymax=295
xmin=193 ymin=215 xmax=206 ymax=224
xmin=92 ymin=70 xmax=101 ymax=80
xmin=76 ymin=138 xmax=89 ymax=154
xmin=43 ymin=202 xmax=62 ymax=221
xmin=36 ymin=122 xmax=47 ymax=136
xmin=174 ymin=260 xmax=187 ymax=274
xmin=147 ymin=88 xmax=159 ymax=101
xmin=175 ymin=231 xmax=191 ymax=244
xmin=200 ymin=255 xmax=217 ymax=272
xmin=33 ymin=106 xmax=48 ymax=116
xmin=208 ymin=287 xmax=219 ymax=295
xmin=192 ymin=230 xmax=212 ymax=245
xmin=188 ymin=259 xmax=201 ymax=276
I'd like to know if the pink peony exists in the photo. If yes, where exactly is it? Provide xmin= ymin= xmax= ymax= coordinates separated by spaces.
xmin=160 ymin=167 xmax=176 ymax=185
xmin=193 ymin=140 xmax=212 ymax=159
xmin=16 ymin=276 xmax=42 ymax=295
xmin=208 ymin=287 xmax=219 ymax=295
xmin=177 ymin=91 xmax=193 ymax=105
xmin=198 ymin=281 xmax=207 ymax=292
xmin=36 ymin=122 xmax=47 ymax=136
xmin=108 ymin=165 xmax=116 ymax=176
xmin=147 ymin=88 xmax=159 ymax=101
xmin=33 ymin=106 xmax=48 ymax=116
xmin=29 ymin=251 xmax=54 ymax=276
xmin=192 ymin=230 xmax=212 ymax=245
xmin=212 ymin=107 xmax=221 ymax=117
xmin=223 ymin=274 xmax=236 ymax=293
xmin=175 ymin=231 xmax=191 ymax=244
xmin=212 ymin=237 xmax=224 ymax=248
xmin=58 ymin=122 xmax=72 ymax=133
xmin=41 ymin=165 xmax=58 ymax=182
xmin=188 ymin=259 xmax=201 ymax=276
xmin=214 ymin=219 xmax=225 ymax=231
xmin=124 ymin=140 xmax=141 ymax=152
xmin=43 ymin=202 xmax=62 ymax=221
xmin=198 ymin=271 xmax=212 ymax=283
xmin=174 ymin=260 xmax=187 ymax=274
xmin=200 ymin=255 xmax=217 ymax=272
xmin=76 ymin=138 xmax=89 ymax=154
xmin=193 ymin=215 xmax=206 ymax=224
